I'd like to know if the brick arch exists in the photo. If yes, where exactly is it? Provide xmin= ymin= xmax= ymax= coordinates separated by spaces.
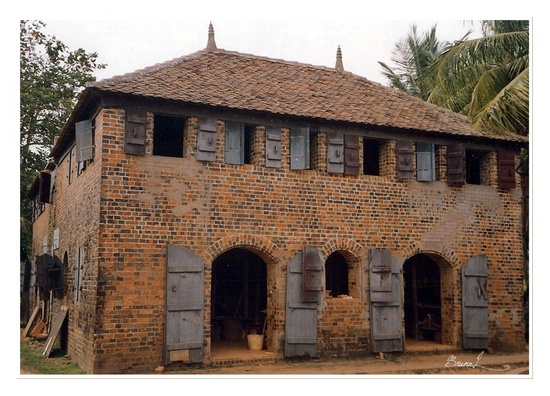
xmin=206 ymin=234 xmax=283 ymax=266
xmin=400 ymin=242 xmax=460 ymax=269
xmin=320 ymin=238 xmax=366 ymax=267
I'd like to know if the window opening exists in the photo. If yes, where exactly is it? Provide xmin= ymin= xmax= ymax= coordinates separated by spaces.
xmin=290 ymin=127 xmax=310 ymax=170
xmin=363 ymin=139 xmax=380 ymax=176
xmin=466 ymin=150 xmax=481 ymax=185
xmin=325 ymin=251 xmax=349 ymax=298
xmin=244 ymin=124 xmax=254 ymax=164
xmin=74 ymin=248 xmax=83 ymax=302
xmin=153 ymin=115 xmax=185 ymax=157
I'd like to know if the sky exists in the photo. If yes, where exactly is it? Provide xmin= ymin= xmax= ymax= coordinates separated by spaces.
xmin=40 ymin=19 xmax=479 ymax=85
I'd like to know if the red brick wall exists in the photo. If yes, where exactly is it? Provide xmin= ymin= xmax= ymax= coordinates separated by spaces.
xmin=33 ymin=106 xmax=525 ymax=373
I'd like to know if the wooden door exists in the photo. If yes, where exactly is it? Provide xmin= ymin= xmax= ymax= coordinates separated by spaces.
xmin=164 ymin=244 xmax=205 ymax=364
xmin=462 ymin=254 xmax=489 ymax=349
xmin=369 ymin=249 xmax=403 ymax=352
xmin=285 ymin=247 xmax=321 ymax=357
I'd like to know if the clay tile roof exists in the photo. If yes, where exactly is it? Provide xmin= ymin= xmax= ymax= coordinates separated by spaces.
xmin=88 ymin=48 xmax=526 ymax=143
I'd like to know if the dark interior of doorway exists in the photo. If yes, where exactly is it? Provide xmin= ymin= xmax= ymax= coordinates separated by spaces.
xmin=211 ymin=249 xmax=267 ymax=354
xmin=404 ymin=254 xmax=442 ymax=343
xmin=325 ymin=251 xmax=349 ymax=298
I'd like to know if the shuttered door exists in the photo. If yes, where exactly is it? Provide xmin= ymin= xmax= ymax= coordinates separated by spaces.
xmin=369 ymin=249 xmax=403 ymax=353
xmin=265 ymin=126 xmax=282 ymax=168
xmin=447 ymin=144 xmax=465 ymax=184
xmin=344 ymin=135 xmax=360 ymax=175
xmin=285 ymin=247 xmax=320 ymax=357
xmin=327 ymin=132 xmax=344 ymax=173
xmin=498 ymin=152 xmax=516 ymax=189
xmin=124 ymin=109 xmax=147 ymax=156
xmin=197 ymin=118 xmax=217 ymax=162
xmin=165 ymin=245 xmax=205 ymax=364
xmin=224 ymin=121 xmax=244 ymax=164
xmin=396 ymin=140 xmax=414 ymax=179
xmin=462 ymin=254 xmax=489 ymax=350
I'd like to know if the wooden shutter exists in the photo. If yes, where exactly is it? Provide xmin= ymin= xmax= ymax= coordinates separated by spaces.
xmin=38 ymin=171 xmax=51 ymax=204
xmin=165 ymin=245 xmax=205 ymax=364
xmin=302 ymin=246 xmax=323 ymax=303
xmin=416 ymin=142 xmax=435 ymax=181
xmin=369 ymin=249 xmax=403 ymax=353
xmin=224 ymin=121 xmax=244 ymax=164
xmin=265 ymin=126 xmax=282 ymax=168
xmin=285 ymin=249 xmax=319 ymax=357
xmin=447 ymin=144 xmax=465 ymax=184
xmin=75 ymin=119 xmax=94 ymax=162
xmin=462 ymin=254 xmax=489 ymax=349
xmin=344 ymin=135 xmax=360 ymax=175
xmin=396 ymin=140 xmax=414 ymax=179
xmin=498 ymin=152 xmax=516 ymax=189
xmin=290 ymin=127 xmax=310 ymax=170
xmin=197 ymin=118 xmax=217 ymax=162
xmin=124 ymin=108 xmax=147 ymax=156
xmin=327 ymin=132 xmax=344 ymax=174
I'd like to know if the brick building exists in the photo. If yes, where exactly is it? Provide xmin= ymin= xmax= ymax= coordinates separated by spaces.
xmin=27 ymin=24 xmax=528 ymax=374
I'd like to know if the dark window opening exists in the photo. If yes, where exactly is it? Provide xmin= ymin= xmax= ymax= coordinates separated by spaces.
xmin=244 ymin=124 xmax=254 ymax=164
xmin=153 ymin=115 xmax=185 ymax=157
xmin=466 ymin=150 xmax=481 ymax=185
xmin=325 ymin=251 xmax=349 ymax=298
xmin=363 ymin=139 xmax=380 ymax=175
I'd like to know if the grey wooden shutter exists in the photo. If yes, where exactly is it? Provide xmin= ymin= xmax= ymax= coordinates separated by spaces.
xmin=416 ymin=142 xmax=435 ymax=181
xmin=462 ymin=254 xmax=489 ymax=349
xmin=302 ymin=246 xmax=323 ymax=303
xmin=344 ymin=135 xmax=360 ymax=175
xmin=224 ymin=121 xmax=244 ymax=165
xmin=447 ymin=144 xmax=465 ymax=184
xmin=165 ymin=244 xmax=205 ymax=364
xmin=498 ymin=152 xmax=516 ymax=189
xmin=38 ymin=171 xmax=51 ymax=204
xmin=265 ymin=126 xmax=282 ymax=168
xmin=75 ymin=119 xmax=94 ymax=162
xmin=327 ymin=132 xmax=344 ymax=174
xmin=285 ymin=248 xmax=319 ymax=357
xmin=290 ymin=127 xmax=310 ymax=170
xmin=197 ymin=118 xmax=217 ymax=162
xmin=124 ymin=108 xmax=147 ymax=156
xmin=369 ymin=249 xmax=403 ymax=353
xmin=396 ymin=140 xmax=414 ymax=179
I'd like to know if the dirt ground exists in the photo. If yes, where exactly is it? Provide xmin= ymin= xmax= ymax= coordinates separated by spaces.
xmin=167 ymin=350 xmax=530 ymax=376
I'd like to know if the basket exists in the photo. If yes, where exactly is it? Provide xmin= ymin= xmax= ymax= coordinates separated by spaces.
xmin=247 ymin=334 xmax=264 ymax=351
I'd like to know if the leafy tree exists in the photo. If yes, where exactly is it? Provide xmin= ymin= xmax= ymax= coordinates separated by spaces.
xmin=20 ymin=20 xmax=106 ymax=259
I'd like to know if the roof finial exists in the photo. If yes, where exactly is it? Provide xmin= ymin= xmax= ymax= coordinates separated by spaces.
xmin=207 ymin=22 xmax=217 ymax=50
xmin=335 ymin=45 xmax=344 ymax=71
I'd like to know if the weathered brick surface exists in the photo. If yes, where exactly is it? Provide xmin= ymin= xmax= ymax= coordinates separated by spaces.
xmin=31 ymin=106 xmax=525 ymax=373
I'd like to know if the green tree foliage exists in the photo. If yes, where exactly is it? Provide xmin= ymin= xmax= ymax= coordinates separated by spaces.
xmin=20 ymin=20 xmax=106 ymax=259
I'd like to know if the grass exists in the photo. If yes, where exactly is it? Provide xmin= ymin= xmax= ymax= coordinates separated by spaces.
xmin=20 ymin=334 xmax=86 ymax=375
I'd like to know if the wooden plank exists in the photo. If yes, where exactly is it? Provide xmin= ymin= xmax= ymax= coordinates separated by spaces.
xmin=43 ymin=306 xmax=68 ymax=357
xmin=22 ymin=305 xmax=41 ymax=338
xmin=30 ymin=320 xmax=46 ymax=338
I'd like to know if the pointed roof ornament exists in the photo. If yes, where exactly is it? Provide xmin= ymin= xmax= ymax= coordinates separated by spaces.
xmin=335 ymin=45 xmax=344 ymax=71
xmin=206 ymin=22 xmax=217 ymax=50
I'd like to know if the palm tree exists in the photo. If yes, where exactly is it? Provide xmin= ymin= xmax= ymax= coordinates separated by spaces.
xmin=378 ymin=24 xmax=467 ymax=101
xmin=426 ymin=20 xmax=529 ymax=137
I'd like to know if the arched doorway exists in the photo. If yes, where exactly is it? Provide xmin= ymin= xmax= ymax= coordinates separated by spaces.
xmin=325 ymin=251 xmax=349 ymax=298
xmin=403 ymin=254 xmax=442 ymax=343
xmin=211 ymin=248 xmax=267 ymax=355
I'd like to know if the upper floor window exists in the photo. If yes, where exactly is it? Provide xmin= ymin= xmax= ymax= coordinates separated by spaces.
xmin=363 ymin=139 xmax=380 ymax=176
xmin=290 ymin=127 xmax=310 ymax=170
xmin=153 ymin=115 xmax=185 ymax=157
xmin=416 ymin=142 xmax=436 ymax=181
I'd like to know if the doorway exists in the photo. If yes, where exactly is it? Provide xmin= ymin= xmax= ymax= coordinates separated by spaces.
xmin=403 ymin=254 xmax=442 ymax=343
xmin=211 ymin=248 xmax=267 ymax=355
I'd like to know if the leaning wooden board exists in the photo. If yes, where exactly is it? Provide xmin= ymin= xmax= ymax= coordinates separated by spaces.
xmin=43 ymin=306 xmax=68 ymax=357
